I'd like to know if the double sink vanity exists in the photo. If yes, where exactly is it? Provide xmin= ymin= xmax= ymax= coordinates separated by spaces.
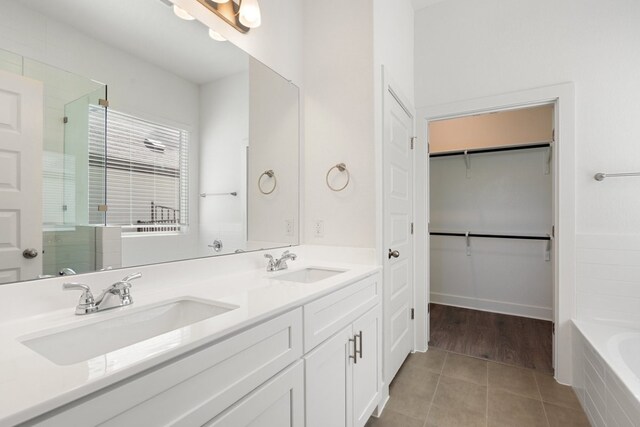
xmin=0 ymin=1 xmax=383 ymax=426
xmin=0 ymin=249 xmax=382 ymax=426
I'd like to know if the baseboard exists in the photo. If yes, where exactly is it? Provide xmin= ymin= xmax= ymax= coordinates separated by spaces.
xmin=430 ymin=292 xmax=553 ymax=320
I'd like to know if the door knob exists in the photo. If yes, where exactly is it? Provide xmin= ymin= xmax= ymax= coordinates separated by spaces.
xmin=23 ymin=248 xmax=38 ymax=259
xmin=388 ymin=249 xmax=400 ymax=259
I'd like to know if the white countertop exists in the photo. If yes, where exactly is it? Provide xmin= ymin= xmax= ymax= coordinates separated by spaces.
xmin=0 ymin=261 xmax=380 ymax=426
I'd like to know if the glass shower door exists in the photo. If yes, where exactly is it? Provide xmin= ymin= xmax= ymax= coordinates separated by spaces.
xmin=63 ymin=86 xmax=108 ymax=227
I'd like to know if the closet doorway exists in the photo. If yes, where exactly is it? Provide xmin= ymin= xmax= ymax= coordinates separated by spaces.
xmin=427 ymin=104 xmax=555 ymax=374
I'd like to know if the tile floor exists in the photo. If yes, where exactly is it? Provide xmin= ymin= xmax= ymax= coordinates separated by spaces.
xmin=366 ymin=349 xmax=590 ymax=427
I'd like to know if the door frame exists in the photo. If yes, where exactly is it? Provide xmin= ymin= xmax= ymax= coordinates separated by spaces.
xmin=415 ymin=83 xmax=575 ymax=384
xmin=376 ymin=66 xmax=417 ymax=411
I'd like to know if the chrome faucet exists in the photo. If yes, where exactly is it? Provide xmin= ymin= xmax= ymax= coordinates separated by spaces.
xmin=59 ymin=268 xmax=77 ymax=276
xmin=265 ymin=250 xmax=297 ymax=272
xmin=63 ymin=272 xmax=142 ymax=315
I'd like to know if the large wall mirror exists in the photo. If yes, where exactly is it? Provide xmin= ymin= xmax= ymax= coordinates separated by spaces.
xmin=0 ymin=0 xmax=300 ymax=284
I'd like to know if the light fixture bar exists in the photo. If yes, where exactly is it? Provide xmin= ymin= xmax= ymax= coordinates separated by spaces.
xmin=195 ymin=0 xmax=250 ymax=33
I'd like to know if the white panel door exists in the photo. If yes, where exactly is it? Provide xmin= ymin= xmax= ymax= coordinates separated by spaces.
xmin=352 ymin=305 xmax=382 ymax=427
xmin=305 ymin=325 xmax=354 ymax=427
xmin=0 ymin=70 xmax=43 ymax=284
xmin=383 ymin=87 xmax=414 ymax=382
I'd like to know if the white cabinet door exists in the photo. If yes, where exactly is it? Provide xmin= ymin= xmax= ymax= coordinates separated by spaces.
xmin=305 ymin=325 xmax=354 ymax=427
xmin=352 ymin=305 xmax=382 ymax=427
xmin=205 ymin=360 xmax=304 ymax=427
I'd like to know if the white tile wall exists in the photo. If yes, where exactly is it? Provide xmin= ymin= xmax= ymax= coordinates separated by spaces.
xmin=576 ymin=234 xmax=640 ymax=325
xmin=572 ymin=324 xmax=640 ymax=427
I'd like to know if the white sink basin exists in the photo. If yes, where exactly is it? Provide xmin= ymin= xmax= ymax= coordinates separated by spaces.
xmin=273 ymin=267 xmax=346 ymax=284
xmin=21 ymin=298 xmax=238 ymax=366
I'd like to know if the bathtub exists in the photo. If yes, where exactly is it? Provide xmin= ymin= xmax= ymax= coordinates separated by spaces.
xmin=573 ymin=320 xmax=640 ymax=426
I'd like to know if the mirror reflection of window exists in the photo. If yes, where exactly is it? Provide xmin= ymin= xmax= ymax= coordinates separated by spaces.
xmin=88 ymin=108 xmax=189 ymax=233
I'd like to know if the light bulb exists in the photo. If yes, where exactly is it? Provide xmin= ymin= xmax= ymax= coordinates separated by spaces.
xmin=211 ymin=0 xmax=230 ymax=3
xmin=239 ymin=0 xmax=261 ymax=28
xmin=208 ymin=29 xmax=227 ymax=41
xmin=173 ymin=5 xmax=195 ymax=20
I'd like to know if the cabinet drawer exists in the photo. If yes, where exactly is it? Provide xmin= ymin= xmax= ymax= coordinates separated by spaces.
xmin=32 ymin=308 xmax=303 ymax=426
xmin=205 ymin=360 xmax=304 ymax=427
xmin=303 ymin=273 xmax=380 ymax=352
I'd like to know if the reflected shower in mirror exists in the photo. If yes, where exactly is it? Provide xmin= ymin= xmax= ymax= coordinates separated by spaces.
xmin=0 ymin=0 xmax=299 ymax=284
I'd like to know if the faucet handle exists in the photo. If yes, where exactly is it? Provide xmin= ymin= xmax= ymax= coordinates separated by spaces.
xmin=265 ymin=253 xmax=276 ymax=271
xmin=63 ymin=283 xmax=97 ymax=314
xmin=121 ymin=272 xmax=142 ymax=283
xmin=112 ymin=273 xmax=141 ymax=294
xmin=63 ymin=282 xmax=93 ymax=296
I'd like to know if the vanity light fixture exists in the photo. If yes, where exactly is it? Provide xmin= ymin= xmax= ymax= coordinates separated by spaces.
xmin=208 ymin=28 xmax=227 ymax=41
xmin=173 ymin=5 xmax=195 ymax=20
xmin=195 ymin=0 xmax=261 ymax=33
xmin=238 ymin=0 xmax=261 ymax=29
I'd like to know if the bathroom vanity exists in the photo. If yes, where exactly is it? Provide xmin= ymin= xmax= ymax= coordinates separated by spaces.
xmin=0 ymin=254 xmax=381 ymax=427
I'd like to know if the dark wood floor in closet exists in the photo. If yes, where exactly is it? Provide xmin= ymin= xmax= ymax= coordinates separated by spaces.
xmin=429 ymin=303 xmax=553 ymax=374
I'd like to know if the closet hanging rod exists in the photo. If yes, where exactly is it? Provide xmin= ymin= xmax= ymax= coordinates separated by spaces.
xmin=429 ymin=141 xmax=552 ymax=158
xmin=430 ymin=231 xmax=550 ymax=241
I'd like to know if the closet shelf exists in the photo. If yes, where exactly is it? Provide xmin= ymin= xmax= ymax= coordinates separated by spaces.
xmin=430 ymin=231 xmax=550 ymax=241
xmin=429 ymin=141 xmax=552 ymax=158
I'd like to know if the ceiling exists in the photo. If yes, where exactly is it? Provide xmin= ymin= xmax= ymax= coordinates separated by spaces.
xmin=19 ymin=0 xmax=248 ymax=85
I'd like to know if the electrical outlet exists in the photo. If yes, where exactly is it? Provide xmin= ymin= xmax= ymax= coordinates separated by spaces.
xmin=314 ymin=220 xmax=324 ymax=237
xmin=285 ymin=219 xmax=294 ymax=236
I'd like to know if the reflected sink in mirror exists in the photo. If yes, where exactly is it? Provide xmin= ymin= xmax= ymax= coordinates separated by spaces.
xmin=273 ymin=268 xmax=347 ymax=284
xmin=20 ymin=298 xmax=238 ymax=366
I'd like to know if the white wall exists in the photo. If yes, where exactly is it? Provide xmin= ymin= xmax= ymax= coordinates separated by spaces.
xmin=199 ymin=72 xmax=249 ymax=256
xmin=430 ymin=150 xmax=553 ymax=319
xmin=430 ymin=151 xmax=552 ymax=233
xmin=302 ymin=0 xmax=375 ymax=248
xmin=374 ymin=0 xmax=415 ymax=105
xmin=415 ymin=0 xmax=640 ymax=236
xmin=576 ymin=234 xmax=640 ymax=326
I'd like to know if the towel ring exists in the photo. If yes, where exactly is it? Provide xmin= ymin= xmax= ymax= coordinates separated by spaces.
xmin=258 ymin=169 xmax=277 ymax=195
xmin=326 ymin=163 xmax=350 ymax=192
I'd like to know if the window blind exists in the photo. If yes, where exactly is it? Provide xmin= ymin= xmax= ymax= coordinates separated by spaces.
xmin=88 ymin=106 xmax=189 ymax=232
xmin=42 ymin=151 xmax=76 ymax=226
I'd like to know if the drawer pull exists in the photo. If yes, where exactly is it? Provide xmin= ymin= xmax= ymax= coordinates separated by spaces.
xmin=356 ymin=331 xmax=363 ymax=359
xmin=349 ymin=336 xmax=358 ymax=364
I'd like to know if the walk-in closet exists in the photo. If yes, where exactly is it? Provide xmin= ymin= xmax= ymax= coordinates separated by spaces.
xmin=428 ymin=105 xmax=555 ymax=374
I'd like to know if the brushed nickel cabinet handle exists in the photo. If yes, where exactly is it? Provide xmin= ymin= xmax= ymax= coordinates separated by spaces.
xmin=356 ymin=331 xmax=363 ymax=359
xmin=349 ymin=336 xmax=358 ymax=364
